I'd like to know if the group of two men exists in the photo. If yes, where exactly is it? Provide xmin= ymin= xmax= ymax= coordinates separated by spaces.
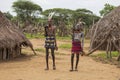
xmin=44 ymin=15 xmax=85 ymax=71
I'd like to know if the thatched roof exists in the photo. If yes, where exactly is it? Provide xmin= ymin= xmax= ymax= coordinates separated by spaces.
xmin=88 ymin=6 xmax=120 ymax=56
xmin=0 ymin=11 xmax=36 ymax=55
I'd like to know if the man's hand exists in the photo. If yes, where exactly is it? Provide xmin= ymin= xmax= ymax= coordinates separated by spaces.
xmin=55 ymin=46 xmax=58 ymax=51
xmin=81 ymin=51 xmax=86 ymax=56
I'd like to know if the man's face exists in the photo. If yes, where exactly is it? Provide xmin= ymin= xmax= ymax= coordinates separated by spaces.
xmin=74 ymin=30 xmax=80 ymax=33
xmin=48 ymin=20 xmax=52 ymax=27
xmin=48 ymin=20 xmax=52 ymax=24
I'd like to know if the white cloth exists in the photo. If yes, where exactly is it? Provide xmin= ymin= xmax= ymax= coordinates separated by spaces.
xmin=73 ymin=32 xmax=84 ymax=48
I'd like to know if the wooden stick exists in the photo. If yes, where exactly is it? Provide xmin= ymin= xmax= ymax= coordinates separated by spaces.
xmin=117 ymin=57 xmax=120 ymax=61
xmin=30 ymin=47 xmax=37 ymax=55
xmin=87 ymin=29 xmax=112 ymax=55
xmin=106 ymin=39 xmax=109 ymax=58
xmin=89 ymin=23 xmax=99 ymax=50
xmin=109 ymin=39 xmax=112 ymax=58
xmin=111 ymin=34 xmax=120 ymax=61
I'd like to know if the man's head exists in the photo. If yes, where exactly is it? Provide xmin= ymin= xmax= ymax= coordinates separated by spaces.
xmin=73 ymin=26 xmax=81 ymax=33
xmin=47 ymin=19 xmax=53 ymax=27
xmin=75 ymin=21 xmax=85 ymax=32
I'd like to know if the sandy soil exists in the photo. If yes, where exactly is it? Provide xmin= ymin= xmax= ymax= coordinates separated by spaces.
xmin=0 ymin=39 xmax=120 ymax=80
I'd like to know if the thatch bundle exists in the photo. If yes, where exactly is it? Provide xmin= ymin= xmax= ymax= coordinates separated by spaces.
xmin=87 ymin=6 xmax=120 ymax=60
xmin=0 ymin=11 xmax=36 ymax=60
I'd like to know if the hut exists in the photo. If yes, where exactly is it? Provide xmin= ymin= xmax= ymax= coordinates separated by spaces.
xmin=87 ymin=6 xmax=120 ymax=61
xmin=0 ymin=11 xmax=36 ymax=60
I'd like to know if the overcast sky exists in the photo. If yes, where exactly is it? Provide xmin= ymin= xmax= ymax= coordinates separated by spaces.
xmin=0 ymin=0 xmax=120 ymax=16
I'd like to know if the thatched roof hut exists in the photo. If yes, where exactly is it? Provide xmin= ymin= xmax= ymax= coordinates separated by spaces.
xmin=87 ymin=6 xmax=120 ymax=60
xmin=0 ymin=11 xmax=36 ymax=60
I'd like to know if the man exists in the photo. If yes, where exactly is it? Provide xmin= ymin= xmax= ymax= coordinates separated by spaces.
xmin=44 ymin=12 xmax=58 ymax=70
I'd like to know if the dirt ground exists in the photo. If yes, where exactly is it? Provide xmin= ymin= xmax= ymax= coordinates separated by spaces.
xmin=0 ymin=39 xmax=120 ymax=80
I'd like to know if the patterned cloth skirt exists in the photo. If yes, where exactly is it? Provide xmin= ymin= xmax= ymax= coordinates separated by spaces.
xmin=45 ymin=36 xmax=55 ymax=49
xmin=45 ymin=42 xmax=55 ymax=49
xmin=71 ymin=41 xmax=82 ymax=53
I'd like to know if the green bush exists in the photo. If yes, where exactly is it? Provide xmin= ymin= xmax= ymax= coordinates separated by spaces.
xmin=92 ymin=51 xmax=119 ymax=58
xmin=34 ymin=48 xmax=45 ymax=52
xmin=59 ymin=44 xmax=71 ymax=49
xmin=24 ymin=33 xmax=44 ymax=39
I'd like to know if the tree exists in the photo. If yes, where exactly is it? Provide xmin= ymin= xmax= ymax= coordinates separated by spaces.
xmin=12 ymin=0 xmax=42 ymax=27
xmin=73 ymin=8 xmax=100 ymax=27
xmin=99 ymin=3 xmax=116 ymax=16
xmin=42 ymin=8 xmax=100 ymax=37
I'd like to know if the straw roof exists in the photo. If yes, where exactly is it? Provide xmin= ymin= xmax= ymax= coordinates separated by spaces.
xmin=0 ymin=11 xmax=36 ymax=56
xmin=87 ymin=6 xmax=120 ymax=60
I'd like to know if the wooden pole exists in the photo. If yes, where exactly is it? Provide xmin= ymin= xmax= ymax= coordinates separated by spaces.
xmin=87 ymin=29 xmax=112 ymax=55
xmin=111 ymin=34 xmax=120 ymax=61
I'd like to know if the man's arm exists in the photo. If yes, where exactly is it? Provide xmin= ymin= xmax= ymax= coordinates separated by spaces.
xmin=53 ymin=26 xmax=58 ymax=50
xmin=81 ymin=32 xmax=84 ymax=48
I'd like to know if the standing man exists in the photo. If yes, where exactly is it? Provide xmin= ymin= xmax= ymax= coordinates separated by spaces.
xmin=70 ymin=18 xmax=85 ymax=72
xmin=44 ymin=12 xmax=58 ymax=70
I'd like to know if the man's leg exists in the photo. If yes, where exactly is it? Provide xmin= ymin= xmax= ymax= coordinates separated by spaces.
xmin=51 ymin=48 xmax=56 ymax=70
xmin=45 ymin=48 xmax=49 ymax=70
xmin=75 ymin=53 xmax=80 ymax=71
xmin=70 ymin=53 xmax=74 ymax=72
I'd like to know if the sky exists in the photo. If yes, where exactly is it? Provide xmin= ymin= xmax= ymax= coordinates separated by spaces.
xmin=0 ymin=0 xmax=120 ymax=16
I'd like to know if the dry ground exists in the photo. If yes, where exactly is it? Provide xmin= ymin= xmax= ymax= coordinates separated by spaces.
xmin=0 ymin=39 xmax=120 ymax=80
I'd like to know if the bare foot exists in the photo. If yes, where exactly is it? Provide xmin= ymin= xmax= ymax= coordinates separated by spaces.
xmin=45 ymin=68 xmax=49 ymax=70
xmin=53 ymin=66 xmax=56 ymax=70
xmin=69 ymin=69 xmax=74 ymax=72
xmin=75 ymin=69 xmax=78 ymax=71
